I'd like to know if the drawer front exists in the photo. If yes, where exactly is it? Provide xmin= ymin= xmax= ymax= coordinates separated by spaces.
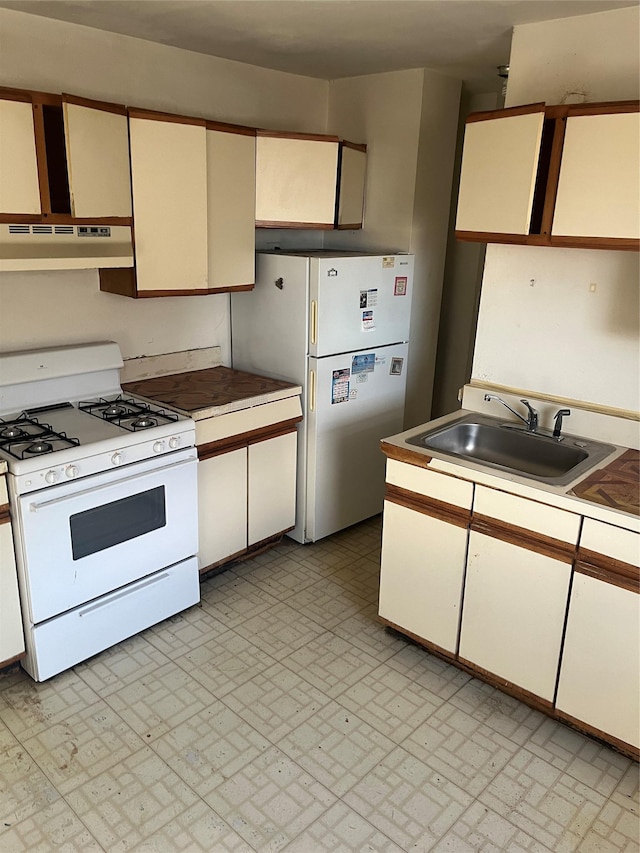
xmin=474 ymin=485 xmax=580 ymax=544
xmin=385 ymin=459 xmax=473 ymax=509
xmin=580 ymin=517 xmax=640 ymax=568
xmin=196 ymin=396 xmax=302 ymax=445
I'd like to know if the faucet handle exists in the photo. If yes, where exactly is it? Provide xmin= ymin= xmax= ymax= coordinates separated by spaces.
xmin=520 ymin=399 xmax=538 ymax=432
xmin=553 ymin=408 xmax=571 ymax=439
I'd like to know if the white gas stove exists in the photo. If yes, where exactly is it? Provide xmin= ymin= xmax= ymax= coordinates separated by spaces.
xmin=0 ymin=342 xmax=200 ymax=682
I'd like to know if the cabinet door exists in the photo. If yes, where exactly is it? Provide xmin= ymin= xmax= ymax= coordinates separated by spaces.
xmin=336 ymin=142 xmax=366 ymax=229
xmin=459 ymin=531 xmax=572 ymax=701
xmin=248 ymin=432 xmax=297 ymax=546
xmin=129 ymin=112 xmax=208 ymax=292
xmin=0 ymin=476 xmax=25 ymax=665
xmin=379 ymin=501 xmax=469 ymax=653
xmin=207 ymin=125 xmax=255 ymax=290
xmin=455 ymin=105 xmax=545 ymax=235
xmin=552 ymin=110 xmax=640 ymax=239
xmin=198 ymin=449 xmax=247 ymax=570
xmin=62 ymin=96 xmax=132 ymax=218
xmin=255 ymin=132 xmax=339 ymax=227
xmin=556 ymin=518 xmax=639 ymax=748
xmin=0 ymin=96 xmax=41 ymax=214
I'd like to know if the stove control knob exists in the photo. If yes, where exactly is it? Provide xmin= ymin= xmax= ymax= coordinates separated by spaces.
xmin=153 ymin=440 xmax=165 ymax=454
xmin=45 ymin=470 xmax=59 ymax=485
xmin=65 ymin=465 xmax=79 ymax=479
xmin=169 ymin=436 xmax=180 ymax=449
xmin=111 ymin=452 xmax=123 ymax=467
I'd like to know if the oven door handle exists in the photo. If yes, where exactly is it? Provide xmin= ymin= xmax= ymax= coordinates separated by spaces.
xmin=28 ymin=456 xmax=195 ymax=512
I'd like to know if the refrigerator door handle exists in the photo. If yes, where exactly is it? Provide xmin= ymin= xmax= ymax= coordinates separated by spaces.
xmin=309 ymin=368 xmax=316 ymax=411
xmin=310 ymin=300 xmax=318 ymax=346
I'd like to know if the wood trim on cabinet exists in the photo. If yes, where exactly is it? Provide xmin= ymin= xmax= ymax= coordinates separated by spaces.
xmin=380 ymin=441 xmax=433 ymax=468
xmin=538 ymin=114 xmax=567 ymax=237
xmin=31 ymin=101 xmax=51 ymax=215
xmin=0 ymin=87 xmax=33 ymax=103
xmin=335 ymin=222 xmax=363 ymax=230
xmin=99 ymin=269 xmax=254 ymax=297
xmin=61 ymin=94 xmax=127 ymax=115
xmin=457 ymin=655 xmax=555 ymax=714
xmin=341 ymin=140 xmax=367 ymax=153
xmin=256 ymin=128 xmax=340 ymax=143
xmin=127 ymin=107 xmax=206 ymax=126
xmin=550 ymin=235 xmax=640 ymax=251
xmin=565 ymin=100 xmax=639 ymax=116
xmin=455 ymin=230 xmax=550 ymax=246
xmin=575 ymin=553 xmax=639 ymax=594
xmin=465 ymin=102 xmax=546 ymax=123
xmin=385 ymin=483 xmax=471 ymax=529
xmin=555 ymin=709 xmax=639 ymax=761
xmin=0 ymin=651 xmax=27 ymax=670
xmin=0 ymin=504 xmax=11 ymax=524
xmin=205 ymin=119 xmax=256 ymax=136
xmin=198 ymin=417 xmax=302 ymax=462
xmin=0 ymin=213 xmax=133 ymax=226
xmin=378 ymin=617 xmax=458 ymax=663
xmin=199 ymin=528 xmax=292 ymax=578
xmin=255 ymin=220 xmax=335 ymax=229
xmin=470 ymin=513 xmax=576 ymax=563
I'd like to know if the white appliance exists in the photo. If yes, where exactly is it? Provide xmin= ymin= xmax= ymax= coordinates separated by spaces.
xmin=0 ymin=342 xmax=200 ymax=681
xmin=231 ymin=250 xmax=414 ymax=542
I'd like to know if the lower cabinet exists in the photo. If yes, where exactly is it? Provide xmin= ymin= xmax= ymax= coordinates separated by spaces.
xmin=379 ymin=449 xmax=638 ymax=757
xmin=197 ymin=405 xmax=301 ymax=573
xmin=0 ymin=476 xmax=25 ymax=667
xmin=378 ymin=461 xmax=472 ymax=654
xmin=555 ymin=519 xmax=639 ymax=750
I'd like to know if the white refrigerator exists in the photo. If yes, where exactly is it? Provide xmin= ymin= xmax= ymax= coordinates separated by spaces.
xmin=231 ymin=250 xmax=414 ymax=543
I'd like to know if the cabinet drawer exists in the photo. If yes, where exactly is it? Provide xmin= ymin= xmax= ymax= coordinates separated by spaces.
xmin=579 ymin=517 xmax=639 ymax=567
xmin=474 ymin=485 xmax=580 ymax=544
xmin=385 ymin=459 xmax=473 ymax=508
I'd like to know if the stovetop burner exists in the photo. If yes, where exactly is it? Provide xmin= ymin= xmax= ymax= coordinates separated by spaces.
xmin=79 ymin=396 xmax=179 ymax=432
xmin=0 ymin=415 xmax=80 ymax=460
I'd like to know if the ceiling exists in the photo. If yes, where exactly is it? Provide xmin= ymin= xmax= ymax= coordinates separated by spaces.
xmin=1 ymin=0 xmax=638 ymax=92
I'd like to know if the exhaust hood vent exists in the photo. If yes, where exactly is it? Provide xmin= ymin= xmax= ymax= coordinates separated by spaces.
xmin=0 ymin=223 xmax=134 ymax=272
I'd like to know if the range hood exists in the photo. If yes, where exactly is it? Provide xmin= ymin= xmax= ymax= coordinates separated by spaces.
xmin=0 ymin=223 xmax=134 ymax=272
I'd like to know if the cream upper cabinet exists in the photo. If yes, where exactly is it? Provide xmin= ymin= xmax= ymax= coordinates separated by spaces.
xmin=207 ymin=123 xmax=256 ymax=290
xmin=455 ymin=104 xmax=545 ymax=235
xmin=336 ymin=142 xmax=366 ymax=229
xmin=0 ymin=95 xmax=40 ymax=215
xmin=128 ymin=110 xmax=208 ymax=294
xmin=552 ymin=109 xmax=640 ymax=239
xmin=256 ymin=131 xmax=340 ymax=228
xmin=62 ymin=96 xmax=132 ymax=219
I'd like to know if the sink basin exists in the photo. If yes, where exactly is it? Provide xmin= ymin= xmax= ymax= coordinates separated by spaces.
xmin=406 ymin=414 xmax=615 ymax=485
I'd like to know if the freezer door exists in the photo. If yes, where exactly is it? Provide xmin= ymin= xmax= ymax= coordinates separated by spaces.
xmin=310 ymin=254 xmax=413 ymax=357
xmin=305 ymin=342 xmax=409 ymax=542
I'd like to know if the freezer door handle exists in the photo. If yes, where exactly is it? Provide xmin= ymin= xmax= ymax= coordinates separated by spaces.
xmin=310 ymin=300 xmax=318 ymax=346
xmin=309 ymin=368 xmax=316 ymax=411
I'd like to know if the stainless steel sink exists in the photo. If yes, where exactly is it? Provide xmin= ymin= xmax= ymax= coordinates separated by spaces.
xmin=406 ymin=414 xmax=616 ymax=485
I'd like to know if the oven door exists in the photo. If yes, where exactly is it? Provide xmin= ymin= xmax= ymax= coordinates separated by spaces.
xmin=16 ymin=447 xmax=198 ymax=624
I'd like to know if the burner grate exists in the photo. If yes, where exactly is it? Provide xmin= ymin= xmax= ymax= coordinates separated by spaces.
xmin=0 ymin=415 xmax=80 ymax=460
xmin=78 ymin=396 xmax=179 ymax=431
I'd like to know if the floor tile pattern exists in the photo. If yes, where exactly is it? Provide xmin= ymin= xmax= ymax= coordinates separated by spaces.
xmin=0 ymin=517 xmax=638 ymax=851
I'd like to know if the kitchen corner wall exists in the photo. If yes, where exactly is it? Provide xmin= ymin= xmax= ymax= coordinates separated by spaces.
xmin=325 ymin=69 xmax=462 ymax=426
xmin=472 ymin=5 xmax=640 ymax=415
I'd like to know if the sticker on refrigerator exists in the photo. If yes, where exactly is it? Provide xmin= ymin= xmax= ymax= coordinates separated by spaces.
xmin=331 ymin=368 xmax=350 ymax=404
xmin=359 ymin=289 xmax=378 ymax=308
xmin=362 ymin=310 xmax=375 ymax=331
xmin=352 ymin=353 xmax=375 ymax=374
xmin=390 ymin=357 xmax=404 ymax=376
xmin=382 ymin=257 xmax=395 ymax=268
xmin=349 ymin=389 xmax=358 ymax=399
xmin=394 ymin=276 xmax=408 ymax=296
xmin=356 ymin=373 xmax=368 ymax=384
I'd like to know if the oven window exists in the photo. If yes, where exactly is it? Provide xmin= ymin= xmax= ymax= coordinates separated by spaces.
xmin=70 ymin=486 xmax=166 ymax=560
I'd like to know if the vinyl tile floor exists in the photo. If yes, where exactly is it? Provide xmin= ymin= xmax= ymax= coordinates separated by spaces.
xmin=0 ymin=517 xmax=638 ymax=852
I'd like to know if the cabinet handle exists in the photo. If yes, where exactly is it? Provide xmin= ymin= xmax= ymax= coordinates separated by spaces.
xmin=310 ymin=300 xmax=317 ymax=346
xmin=309 ymin=369 xmax=316 ymax=412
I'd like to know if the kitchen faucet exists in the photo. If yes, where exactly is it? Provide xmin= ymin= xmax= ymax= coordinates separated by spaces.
xmin=484 ymin=394 xmax=538 ymax=432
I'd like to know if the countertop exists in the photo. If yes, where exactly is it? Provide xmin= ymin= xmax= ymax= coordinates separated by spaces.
xmin=123 ymin=366 xmax=302 ymax=421
xmin=382 ymin=409 xmax=640 ymax=530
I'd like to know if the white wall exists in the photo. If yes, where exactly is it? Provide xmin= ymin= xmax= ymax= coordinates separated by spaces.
xmin=472 ymin=6 xmax=640 ymax=414
xmin=326 ymin=68 xmax=461 ymax=425
xmin=0 ymin=8 xmax=329 ymax=364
